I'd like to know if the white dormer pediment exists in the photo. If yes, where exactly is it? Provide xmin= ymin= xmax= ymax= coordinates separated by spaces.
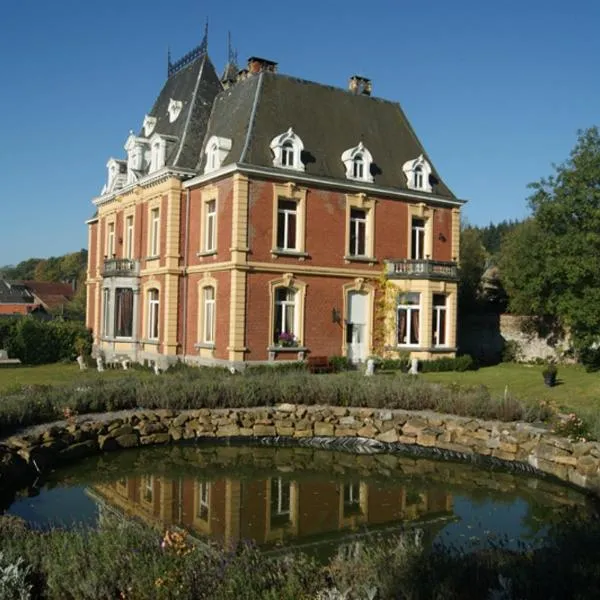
xmin=402 ymin=154 xmax=433 ymax=193
xmin=167 ymin=99 xmax=183 ymax=123
xmin=102 ymin=158 xmax=127 ymax=195
xmin=341 ymin=141 xmax=374 ymax=183
xmin=270 ymin=127 xmax=305 ymax=171
xmin=204 ymin=135 xmax=233 ymax=174
xmin=143 ymin=115 xmax=157 ymax=137
xmin=124 ymin=132 xmax=150 ymax=184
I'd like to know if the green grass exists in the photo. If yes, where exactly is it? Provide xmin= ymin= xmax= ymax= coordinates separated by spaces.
xmin=422 ymin=362 xmax=600 ymax=414
xmin=0 ymin=363 xmax=149 ymax=392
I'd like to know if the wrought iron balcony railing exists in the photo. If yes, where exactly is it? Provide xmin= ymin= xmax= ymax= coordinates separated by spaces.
xmin=385 ymin=259 xmax=459 ymax=281
xmin=102 ymin=258 xmax=140 ymax=278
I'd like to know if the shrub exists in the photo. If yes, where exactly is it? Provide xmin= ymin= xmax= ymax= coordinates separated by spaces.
xmin=328 ymin=356 xmax=355 ymax=373
xmin=420 ymin=355 xmax=475 ymax=373
xmin=0 ymin=552 xmax=32 ymax=600
xmin=502 ymin=340 xmax=522 ymax=363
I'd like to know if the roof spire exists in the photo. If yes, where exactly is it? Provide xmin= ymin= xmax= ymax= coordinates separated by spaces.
xmin=227 ymin=30 xmax=238 ymax=65
xmin=221 ymin=31 xmax=239 ymax=88
xmin=200 ymin=18 xmax=208 ymax=54
xmin=167 ymin=46 xmax=172 ymax=76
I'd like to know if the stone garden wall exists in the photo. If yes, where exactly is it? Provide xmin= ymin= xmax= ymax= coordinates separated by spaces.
xmin=1 ymin=405 xmax=600 ymax=497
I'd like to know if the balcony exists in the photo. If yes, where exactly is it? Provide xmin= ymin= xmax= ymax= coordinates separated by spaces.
xmin=102 ymin=258 xmax=140 ymax=278
xmin=385 ymin=259 xmax=458 ymax=281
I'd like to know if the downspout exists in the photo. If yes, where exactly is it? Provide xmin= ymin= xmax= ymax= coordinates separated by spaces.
xmin=181 ymin=188 xmax=190 ymax=361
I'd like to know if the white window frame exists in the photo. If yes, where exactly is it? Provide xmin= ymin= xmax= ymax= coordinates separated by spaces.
xmin=125 ymin=216 xmax=134 ymax=259
xmin=273 ymin=287 xmax=297 ymax=345
xmin=432 ymin=294 xmax=448 ymax=347
xmin=142 ymin=475 xmax=154 ymax=504
xmin=341 ymin=142 xmax=374 ymax=183
xmin=411 ymin=218 xmax=426 ymax=260
xmin=197 ymin=480 xmax=210 ymax=520
xmin=148 ymin=289 xmax=159 ymax=340
xmin=203 ymin=135 xmax=232 ymax=174
xmin=397 ymin=292 xmax=421 ymax=347
xmin=149 ymin=207 xmax=160 ymax=257
xmin=276 ymin=198 xmax=298 ymax=251
xmin=270 ymin=128 xmax=305 ymax=171
xmin=106 ymin=222 xmax=115 ymax=257
xmin=271 ymin=477 xmax=291 ymax=517
xmin=102 ymin=288 xmax=111 ymax=337
xmin=204 ymin=199 xmax=217 ymax=253
xmin=202 ymin=286 xmax=216 ymax=344
xmin=402 ymin=154 xmax=433 ymax=192
xmin=349 ymin=208 xmax=367 ymax=257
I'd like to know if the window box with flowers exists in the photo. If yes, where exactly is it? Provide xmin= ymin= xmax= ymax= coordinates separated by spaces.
xmin=277 ymin=332 xmax=298 ymax=347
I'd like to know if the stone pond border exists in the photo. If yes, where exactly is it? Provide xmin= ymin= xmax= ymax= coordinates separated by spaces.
xmin=1 ymin=405 xmax=600 ymax=498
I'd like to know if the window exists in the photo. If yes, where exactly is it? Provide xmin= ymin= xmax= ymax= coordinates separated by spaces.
xmin=204 ymin=200 xmax=216 ymax=252
xmin=125 ymin=216 xmax=134 ymax=259
xmin=276 ymin=198 xmax=297 ymax=250
xmin=149 ymin=208 xmax=160 ymax=257
xmin=397 ymin=292 xmax=420 ymax=346
xmin=142 ymin=475 xmax=153 ymax=504
xmin=102 ymin=288 xmax=111 ymax=337
xmin=270 ymin=477 xmax=291 ymax=527
xmin=341 ymin=142 xmax=374 ymax=182
xmin=270 ymin=128 xmax=305 ymax=171
xmin=106 ymin=222 xmax=115 ymax=257
xmin=202 ymin=286 xmax=215 ymax=344
xmin=353 ymin=155 xmax=364 ymax=179
xmin=203 ymin=136 xmax=232 ymax=174
xmin=197 ymin=480 xmax=210 ymax=521
xmin=273 ymin=287 xmax=296 ymax=345
xmin=411 ymin=218 xmax=426 ymax=260
xmin=150 ymin=137 xmax=165 ymax=172
xmin=349 ymin=208 xmax=367 ymax=256
xmin=148 ymin=289 xmax=159 ymax=340
xmin=281 ymin=142 xmax=294 ymax=167
xmin=343 ymin=482 xmax=362 ymax=517
xmin=114 ymin=288 xmax=134 ymax=338
xmin=432 ymin=294 xmax=447 ymax=346
xmin=402 ymin=154 xmax=432 ymax=192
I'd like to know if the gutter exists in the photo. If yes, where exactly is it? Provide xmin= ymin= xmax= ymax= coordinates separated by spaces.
xmin=181 ymin=188 xmax=191 ymax=357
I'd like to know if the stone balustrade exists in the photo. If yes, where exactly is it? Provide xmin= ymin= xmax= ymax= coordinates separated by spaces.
xmin=1 ymin=405 xmax=600 ymax=496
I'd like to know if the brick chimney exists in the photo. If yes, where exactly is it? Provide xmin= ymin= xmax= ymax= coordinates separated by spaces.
xmin=349 ymin=75 xmax=372 ymax=96
xmin=247 ymin=56 xmax=278 ymax=74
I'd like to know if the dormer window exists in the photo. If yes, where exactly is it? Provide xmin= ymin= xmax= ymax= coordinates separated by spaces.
xmin=149 ymin=135 xmax=167 ymax=173
xmin=102 ymin=158 xmax=127 ymax=195
xmin=341 ymin=142 xmax=374 ymax=182
xmin=143 ymin=115 xmax=157 ymax=137
xmin=124 ymin=134 xmax=150 ymax=184
xmin=204 ymin=135 xmax=232 ymax=174
xmin=402 ymin=154 xmax=432 ymax=193
xmin=167 ymin=99 xmax=183 ymax=123
xmin=270 ymin=128 xmax=305 ymax=171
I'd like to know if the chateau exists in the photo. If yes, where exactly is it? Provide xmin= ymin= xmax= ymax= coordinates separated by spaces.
xmin=86 ymin=33 xmax=464 ymax=369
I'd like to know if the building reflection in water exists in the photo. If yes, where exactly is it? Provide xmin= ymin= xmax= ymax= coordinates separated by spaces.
xmin=89 ymin=474 xmax=455 ymax=553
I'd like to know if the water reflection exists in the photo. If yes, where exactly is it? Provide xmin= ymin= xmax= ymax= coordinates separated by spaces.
xmin=5 ymin=444 xmax=592 ymax=556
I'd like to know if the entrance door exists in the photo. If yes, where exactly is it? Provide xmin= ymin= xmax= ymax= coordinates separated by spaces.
xmin=346 ymin=291 xmax=368 ymax=363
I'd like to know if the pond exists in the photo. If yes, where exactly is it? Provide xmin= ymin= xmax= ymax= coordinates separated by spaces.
xmin=1 ymin=444 xmax=594 ymax=560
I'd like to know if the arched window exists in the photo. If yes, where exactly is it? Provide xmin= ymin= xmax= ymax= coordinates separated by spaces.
xmin=147 ymin=289 xmax=159 ymax=340
xmin=270 ymin=128 xmax=305 ymax=171
xmin=273 ymin=287 xmax=297 ymax=346
xmin=204 ymin=136 xmax=232 ymax=174
xmin=402 ymin=155 xmax=432 ymax=192
xmin=341 ymin=142 xmax=374 ymax=182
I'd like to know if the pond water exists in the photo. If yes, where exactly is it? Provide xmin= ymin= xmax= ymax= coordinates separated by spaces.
xmin=1 ymin=444 xmax=594 ymax=560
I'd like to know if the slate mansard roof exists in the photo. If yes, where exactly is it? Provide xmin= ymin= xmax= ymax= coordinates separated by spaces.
xmin=198 ymin=71 xmax=456 ymax=199
xmin=138 ymin=50 xmax=222 ymax=171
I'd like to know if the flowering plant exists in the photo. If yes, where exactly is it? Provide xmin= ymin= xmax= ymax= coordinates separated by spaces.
xmin=277 ymin=332 xmax=298 ymax=347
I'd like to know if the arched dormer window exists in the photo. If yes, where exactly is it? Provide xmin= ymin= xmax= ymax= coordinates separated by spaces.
xmin=341 ymin=142 xmax=374 ymax=183
xmin=402 ymin=154 xmax=432 ymax=193
xmin=204 ymin=135 xmax=232 ymax=174
xmin=270 ymin=128 xmax=305 ymax=171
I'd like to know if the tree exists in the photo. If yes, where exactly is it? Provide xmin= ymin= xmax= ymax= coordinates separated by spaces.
xmin=500 ymin=127 xmax=600 ymax=355
xmin=458 ymin=225 xmax=487 ymax=313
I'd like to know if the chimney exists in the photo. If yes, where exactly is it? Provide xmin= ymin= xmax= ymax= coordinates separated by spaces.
xmin=247 ymin=56 xmax=278 ymax=74
xmin=349 ymin=75 xmax=372 ymax=96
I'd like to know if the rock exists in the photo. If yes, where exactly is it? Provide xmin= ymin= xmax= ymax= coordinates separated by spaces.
xmin=115 ymin=433 xmax=140 ymax=448
xmin=294 ymin=430 xmax=312 ymax=438
xmin=276 ymin=426 xmax=295 ymax=437
xmin=59 ymin=440 xmax=98 ymax=461
xmin=339 ymin=416 xmax=357 ymax=427
xmin=572 ymin=442 xmax=595 ymax=458
xmin=239 ymin=428 xmax=253 ymax=436
xmin=277 ymin=403 xmax=296 ymax=413
xmin=107 ymin=420 xmax=124 ymax=432
xmin=377 ymin=410 xmax=393 ymax=422
xmin=376 ymin=429 xmax=399 ymax=443
xmin=314 ymin=422 xmax=334 ymax=436
xmin=553 ymin=455 xmax=578 ymax=466
xmin=98 ymin=435 xmax=119 ymax=451
xmin=253 ymin=425 xmax=276 ymax=436
xmin=172 ymin=413 xmax=190 ymax=428
xmin=137 ymin=422 xmax=166 ymax=436
xmin=577 ymin=455 xmax=599 ymax=476
xmin=332 ymin=407 xmax=349 ymax=417
xmin=217 ymin=424 xmax=241 ymax=437
xmin=110 ymin=424 xmax=134 ymax=438
xmin=402 ymin=418 xmax=428 ymax=436
xmin=334 ymin=428 xmax=356 ymax=437
xmin=140 ymin=433 xmax=171 ymax=445
xmin=169 ymin=428 xmax=184 ymax=441
xmin=398 ymin=435 xmax=417 ymax=445
xmin=417 ymin=428 xmax=440 ymax=447
xmin=357 ymin=425 xmax=378 ymax=438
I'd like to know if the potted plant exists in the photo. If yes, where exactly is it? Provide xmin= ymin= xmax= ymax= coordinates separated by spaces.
xmin=277 ymin=332 xmax=298 ymax=347
xmin=542 ymin=362 xmax=558 ymax=387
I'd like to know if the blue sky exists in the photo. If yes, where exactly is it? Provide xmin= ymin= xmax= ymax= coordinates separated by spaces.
xmin=1 ymin=0 xmax=599 ymax=266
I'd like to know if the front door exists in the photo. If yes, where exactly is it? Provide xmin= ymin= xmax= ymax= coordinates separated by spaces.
xmin=346 ymin=291 xmax=368 ymax=363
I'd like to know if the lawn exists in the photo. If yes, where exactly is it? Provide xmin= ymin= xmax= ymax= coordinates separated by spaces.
xmin=422 ymin=362 xmax=600 ymax=414
xmin=0 ymin=363 xmax=149 ymax=392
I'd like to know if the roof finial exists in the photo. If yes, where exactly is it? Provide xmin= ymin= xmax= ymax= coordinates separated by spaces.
xmin=200 ymin=18 xmax=208 ymax=54
xmin=227 ymin=31 xmax=237 ymax=65
xmin=167 ymin=45 xmax=172 ymax=75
